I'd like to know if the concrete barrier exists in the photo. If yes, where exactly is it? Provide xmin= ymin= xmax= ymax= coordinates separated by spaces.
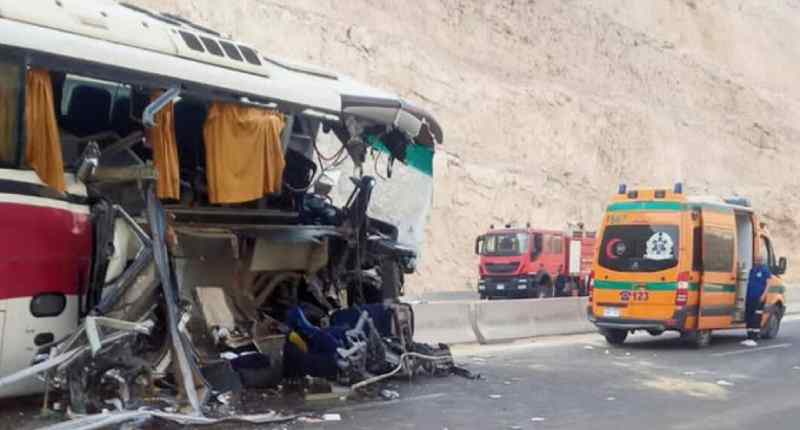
xmin=472 ymin=299 xmax=539 ymax=343
xmin=472 ymin=297 xmax=596 ymax=344
xmin=529 ymin=297 xmax=595 ymax=337
xmin=411 ymin=284 xmax=796 ymax=346
xmin=411 ymin=297 xmax=597 ymax=345
xmin=412 ymin=301 xmax=478 ymax=344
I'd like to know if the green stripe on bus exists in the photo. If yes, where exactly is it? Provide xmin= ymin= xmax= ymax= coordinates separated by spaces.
xmin=594 ymin=280 xmax=699 ymax=292
xmin=702 ymin=284 xmax=737 ymax=293
xmin=607 ymin=201 xmax=685 ymax=212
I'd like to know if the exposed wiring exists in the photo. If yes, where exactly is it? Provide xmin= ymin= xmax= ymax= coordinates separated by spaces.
xmin=349 ymin=352 xmax=452 ymax=391
xmin=315 ymin=139 xmax=347 ymax=162
xmin=285 ymin=138 xmax=352 ymax=194
xmin=372 ymin=150 xmax=388 ymax=181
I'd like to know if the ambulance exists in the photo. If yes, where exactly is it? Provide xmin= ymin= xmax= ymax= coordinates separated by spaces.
xmin=588 ymin=184 xmax=788 ymax=347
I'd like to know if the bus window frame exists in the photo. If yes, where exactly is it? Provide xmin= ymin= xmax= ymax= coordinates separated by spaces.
xmin=25 ymin=50 xmax=275 ymax=110
xmin=0 ymin=48 xmax=26 ymax=169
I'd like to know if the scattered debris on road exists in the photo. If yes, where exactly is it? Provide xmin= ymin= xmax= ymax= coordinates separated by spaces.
xmin=0 ymin=185 xmax=466 ymax=427
xmin=380 ymin=389 xmax=400 ymax=400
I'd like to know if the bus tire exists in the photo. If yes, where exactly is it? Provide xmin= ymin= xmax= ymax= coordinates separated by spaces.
xmin=603 ymin=329 xmax=628 ymax=346
xmin=762 ymin=305 xmax=784 ymax=340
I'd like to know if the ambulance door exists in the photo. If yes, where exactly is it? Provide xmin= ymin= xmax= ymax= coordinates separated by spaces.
xmin=697 ymin=211 xmax=737 ymax=330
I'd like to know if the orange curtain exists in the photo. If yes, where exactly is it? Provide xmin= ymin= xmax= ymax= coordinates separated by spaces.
xmin=147 ymin=92 xmax=180 ymax=200
xmin=203 ymin=103 xmax=286 ymax=204
xmin=25 ymin=69 xmax=65 ymax=192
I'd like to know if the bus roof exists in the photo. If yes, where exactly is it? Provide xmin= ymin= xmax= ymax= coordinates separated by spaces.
xmin=0 ymin=0 xmax=442 ymax=146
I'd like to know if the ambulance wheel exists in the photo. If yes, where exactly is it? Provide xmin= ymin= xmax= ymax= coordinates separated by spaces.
xmin=682 ymin=330 xmax=712 ymax=348
xmin=762 ymin=306 xmax=784 ymax=340
xmin=603 ymin=329 xmax=628 ymax=346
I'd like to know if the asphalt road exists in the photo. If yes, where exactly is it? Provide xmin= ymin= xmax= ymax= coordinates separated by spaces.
xmin=4 ymin=318 xmax=800 ymax=430
xmin=308 ymin=317 xmax=800 ymax=430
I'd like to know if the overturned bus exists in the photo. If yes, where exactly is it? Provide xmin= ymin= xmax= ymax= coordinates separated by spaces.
xmin=0 ymin=0 xmax=449 ymax=415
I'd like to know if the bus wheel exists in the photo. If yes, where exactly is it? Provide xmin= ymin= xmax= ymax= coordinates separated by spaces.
xmin=762 ymin=306 xmax=784 ymax=340
xmin=682 ymin=330 xmax=712 ymax=348
xmin=603 ymin=329 xmax=628 ymax=346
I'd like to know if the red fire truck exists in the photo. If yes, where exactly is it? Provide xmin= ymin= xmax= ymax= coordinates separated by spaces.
xmin=475 ymin=225 xmax=596 ymax=300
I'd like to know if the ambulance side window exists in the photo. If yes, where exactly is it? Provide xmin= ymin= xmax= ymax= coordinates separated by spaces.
xmin=692 ymin=227 xmax=703 ymax=271
xmin=702 ymin=228 xmax=735 ymax=272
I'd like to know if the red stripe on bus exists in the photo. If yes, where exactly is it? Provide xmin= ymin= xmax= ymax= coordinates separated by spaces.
xmin=0 ymin=202 xmax=92 ymax=300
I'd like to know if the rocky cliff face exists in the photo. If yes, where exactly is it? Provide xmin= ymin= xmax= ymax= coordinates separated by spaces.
xmin=130 ymin=0 xmax=800 ymax=291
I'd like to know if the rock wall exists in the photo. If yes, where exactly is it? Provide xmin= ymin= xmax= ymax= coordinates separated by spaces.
xmin=129 ymin=0 xmax=800 ymax=291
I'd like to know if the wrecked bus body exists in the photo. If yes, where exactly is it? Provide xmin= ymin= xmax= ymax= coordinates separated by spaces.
xmin=0 ymin=0 xmax=455 ymax=419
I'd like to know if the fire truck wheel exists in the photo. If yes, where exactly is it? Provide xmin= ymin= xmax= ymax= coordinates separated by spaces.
xmin=538 ymin=277 xmax=553 ymax=298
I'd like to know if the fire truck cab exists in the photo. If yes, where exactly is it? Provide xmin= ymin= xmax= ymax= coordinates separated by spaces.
xmin=475 ymin=225 xmax=595 ymax=300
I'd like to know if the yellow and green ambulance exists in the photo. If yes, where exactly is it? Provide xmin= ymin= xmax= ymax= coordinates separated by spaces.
xmin=588 ymin=185 xmax=788 ymax=347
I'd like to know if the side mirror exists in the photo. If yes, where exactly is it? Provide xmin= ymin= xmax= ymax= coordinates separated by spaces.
xmin=777 ymin=257 xmax=787 ymax=276
xmin=475 ymin=236 xmax=483 ymax=256
xmin=76 ymin=142 xmax=100 ymax=183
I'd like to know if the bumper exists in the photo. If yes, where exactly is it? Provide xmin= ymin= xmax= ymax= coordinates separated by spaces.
xmin=478 ymin=277 xmax=535 ymax=298
xmin=587 ymin=307 xmax=689 ymax=332
xmin=591 ymin=318 xmax=666 ymax=331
